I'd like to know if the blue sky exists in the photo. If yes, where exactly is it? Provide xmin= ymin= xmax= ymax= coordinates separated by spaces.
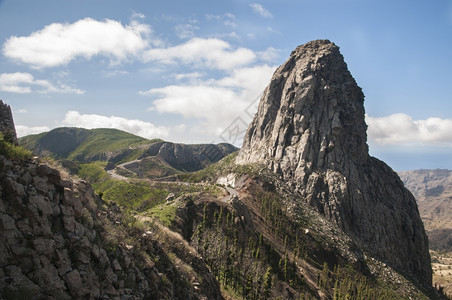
xmin=0 ymin=0 xmax=451 ymax=171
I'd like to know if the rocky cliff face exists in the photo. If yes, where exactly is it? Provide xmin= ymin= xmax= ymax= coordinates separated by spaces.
xmin=0 ymin=155 xmax=221 ymax=299
xmin=0 ymin=100 xmax=18 ymax=145
xmin=237 ymin=40 xmax=431 ymax=283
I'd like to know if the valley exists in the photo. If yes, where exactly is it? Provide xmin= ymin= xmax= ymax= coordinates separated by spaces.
xmin=399 ymin=169 xmax=452 ymax=296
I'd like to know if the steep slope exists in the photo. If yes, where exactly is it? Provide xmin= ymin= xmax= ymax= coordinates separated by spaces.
xmin=399 ymin=169 xmax=452 ymax=250
xmin=140 ymin=141 xmax=238 ymax=172
xmin=0 ymin=155 xmax=221 ymax=299
xmin=237 ymin=40 xmax=431 ymax=284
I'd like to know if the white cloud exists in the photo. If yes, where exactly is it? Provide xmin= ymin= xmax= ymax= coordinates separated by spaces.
xmin=257 ymin=47 xmax=280 ymax=62
xmin=131 ymin=11 xmax=145 ymax=20
xmin=206 ymin=13 xmax=236 ymax=27
xmin=142 ymin=85 xmax=245 ymax=122
xmin=174 ymin=22 xmax=200 ymax=39
xmin=0 ymin=72 xmax=84 ymax=94
xmin=209 ymin=32 xmax=241 ymax=41
xmin=16 ymin=125 xmax=50 ymax=137
xmin=267 ymin=26 xmax=281 ymax=34
xmin=174 ymin=72 xmax=204 ymax=81
xmin=224 ymin=13 xmax=237 ymax=27
xmin=143 ymin=38 xmax=256 ymax=70
xmin=366 ymin=113 xmax=452 ymax=146
xmin=0 ymin=72 xmax=32 ymax=93
xmin=140 ymin=64 xmax=275 ymax=138
xmin=250 ymin=3 xmax=273 ymax=18
xmin=61 ymin=111 xmax=170 ymax=139
xmin=3 ymin=18 xmax=153 ymax=69
xmin=216 ymin=65 xmax=275 ymax=98
xmin=101 ymin=70 xmax=130 ymax=78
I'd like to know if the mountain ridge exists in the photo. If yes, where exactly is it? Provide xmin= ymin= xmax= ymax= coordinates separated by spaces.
xmin=20 ymin=127 xmax=238 ymax=172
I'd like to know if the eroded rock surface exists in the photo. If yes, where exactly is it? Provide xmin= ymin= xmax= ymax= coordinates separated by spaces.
xmin=237 ymin=39 xmax=431 ymax=283
xmin=0 ymin=155 xmax=221 ymax=299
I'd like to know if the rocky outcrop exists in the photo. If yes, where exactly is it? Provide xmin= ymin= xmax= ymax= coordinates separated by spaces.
xmin=140 ymin=142 xmax=238 ymax=172
xmin=0 ymin=155 xmax=222 ymax=299
xmin=237 ymin=40 xmax=431 ymax=283
xmin=0 ymin=100 xmax=18 ymax=145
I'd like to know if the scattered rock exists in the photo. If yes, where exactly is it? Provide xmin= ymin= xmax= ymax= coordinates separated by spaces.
xmin=166 ymin=193 xmax=176 ymax=202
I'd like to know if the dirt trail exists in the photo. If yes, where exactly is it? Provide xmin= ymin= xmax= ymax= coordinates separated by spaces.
xmin=107 ymin=169 xmax=129 ymax=181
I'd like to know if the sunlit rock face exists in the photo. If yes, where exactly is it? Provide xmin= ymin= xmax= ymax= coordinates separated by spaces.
xmin=237 ymin=40 xmax=432 ymax=283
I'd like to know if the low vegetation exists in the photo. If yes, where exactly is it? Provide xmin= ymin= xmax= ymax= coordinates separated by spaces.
xmin=19 ymin=127 xmax=163 ymax=162
xmin=67 ymin=128 xmax=155 ymax=161
xmin=0 ymin=133 xmax=32 ymax=160
xmin=148 ymin=203 xmax=179 ymax=228
xmin=78 ymin=161 xmax=169 ymax=210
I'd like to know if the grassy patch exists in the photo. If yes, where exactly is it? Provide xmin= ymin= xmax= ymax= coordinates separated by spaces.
xmin=67 ymin=128 xmax=153 ymax=161
xmin=78 ymin=162 xmax=169 ymax=210
xmin=178 ymin=152 xmax=239 ymax=182
xmin=0 ymin=133 xmax=32 ymax=160
xmin=148 ymin=203 xmax=178 ymax=227
xmin=121 ymin=156 xmax=182 ymax=179
xmin=177 ymin=151 xmax=272 ymax=185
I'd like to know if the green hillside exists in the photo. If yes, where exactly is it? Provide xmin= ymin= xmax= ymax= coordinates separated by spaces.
xmin=67 ymin=128 xmax=157 ymax=162
xmin=20 ymin=127 xmax=161 ymax=162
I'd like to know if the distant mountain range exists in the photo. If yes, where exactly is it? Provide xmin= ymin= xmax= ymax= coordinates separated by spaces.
xmin=20 ymin=127 xmax=238 ymax=173
xmin=399 ymin=169 xmax=452 ymax=251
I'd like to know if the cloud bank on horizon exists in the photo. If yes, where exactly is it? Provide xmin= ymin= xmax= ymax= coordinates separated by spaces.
xmin=1 ymin=1 xmax=451 ymax=170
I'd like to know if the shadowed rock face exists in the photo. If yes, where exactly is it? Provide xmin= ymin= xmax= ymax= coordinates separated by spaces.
xmin=237 ymin=40 xmax=432 ymax=283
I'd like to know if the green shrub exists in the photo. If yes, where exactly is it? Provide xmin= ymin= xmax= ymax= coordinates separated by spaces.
xmin=0 ymin=133 xmax=32 ymax=160
xmin=149 ymin=204 xmax=178 ymax=227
